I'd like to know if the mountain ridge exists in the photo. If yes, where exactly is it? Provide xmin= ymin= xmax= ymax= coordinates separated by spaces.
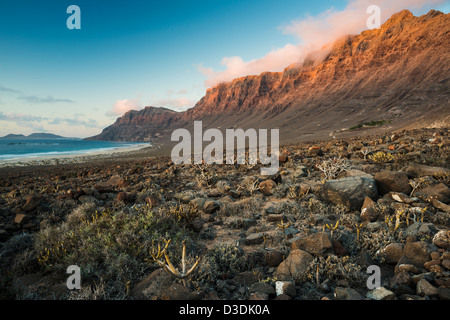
xmin=0 ymin=133 xmax=67 ymax=139
xmin=87 ymin=9 xmax=450 ymax=143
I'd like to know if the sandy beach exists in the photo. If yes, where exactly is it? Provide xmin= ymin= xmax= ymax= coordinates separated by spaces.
xmin=0 ymin=143 xmax=154 ymax=168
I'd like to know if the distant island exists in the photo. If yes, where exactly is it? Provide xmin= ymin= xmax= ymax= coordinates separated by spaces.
xmin=0 ymin=133 xmax=68 ymax=139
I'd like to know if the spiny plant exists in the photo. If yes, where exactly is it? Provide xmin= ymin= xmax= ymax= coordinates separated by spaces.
xmin=287 ymin=185 xmax=297 ymax=199
xmin=149 ymin=239 xmax=200 ymax=287
xmin=354 ymin=222 xmax=365 ymax=244
xmin=409 ymin=177 xmax=430 ymax=196
xmin=236 ymin=178 xmax=261 ymax=195
xmin=316 ymin=156 xmax=349 ymax=180
xmin=405 ymin=207 xmax=427 ymax=225
xmin=360 ymin=147 xmax=371 ymax=160
xmin=164 ymin=202 xmax=200 ymax=224
xmin=433 ymin=171 xmax=450 ymax=185
xmin=38 ymin=240 xmax=67 ymax=267
xmin=277 ymin=219 xmax=291 ymax=238
xmin=195 ymin=162 xmax=216 ymax=186
xmin=384 ymin=208 xmax=405 ymax=233
xmin=324 ymin=220 xmax=339 ymax=239
xmin=368 ymin=151 xmax=394 ymax=165
xmin=287 ymin=185 xmax=310 ymax=200
xmin=147 ymin=238 xmax=171 ymax=262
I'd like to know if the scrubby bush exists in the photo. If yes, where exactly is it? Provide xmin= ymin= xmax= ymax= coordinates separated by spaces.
xmin=369 ymin=151 xmax=395 ymax=165
xmin=300 ymin=254 xmax=366 ymax=288
xmin=219 ymin=197 xmax=263 ymax=218
xmin=28 ymin=202 xmax=192 ymax=299
xmin=193 ymin=243 xmax=247 ymax=289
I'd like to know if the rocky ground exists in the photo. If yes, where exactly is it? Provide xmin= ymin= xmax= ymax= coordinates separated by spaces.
xmin=0 ymin=127 xmax=449 ymax=300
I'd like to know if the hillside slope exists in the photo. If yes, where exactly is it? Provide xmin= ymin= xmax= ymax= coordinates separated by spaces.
xmin=87 ymin=10 xmax=450 ymax=143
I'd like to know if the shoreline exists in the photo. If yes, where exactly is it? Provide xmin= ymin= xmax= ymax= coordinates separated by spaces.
xmin=0 ymin=143 xmax=153 ymax=168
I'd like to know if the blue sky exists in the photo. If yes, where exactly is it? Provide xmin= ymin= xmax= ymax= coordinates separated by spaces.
xmin=0 ymin=0 xmax=448 ymax=138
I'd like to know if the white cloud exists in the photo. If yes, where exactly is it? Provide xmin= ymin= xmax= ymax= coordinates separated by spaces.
xmin=107 ymin=98 xmax=142 ymax=116
xmin=200 ymin=44 xmax=305 ymax=88
xmin=151 ymin=97 xmax=196 ymax=111
xmin=199 ymin=0 xmax=446 ymax=88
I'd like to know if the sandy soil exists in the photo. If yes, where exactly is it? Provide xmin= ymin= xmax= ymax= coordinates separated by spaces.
xmin=0 ymin=143 xmax=156 ymax=168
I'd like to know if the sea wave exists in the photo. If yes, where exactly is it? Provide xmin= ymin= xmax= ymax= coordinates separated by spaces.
xmin=0 ymin=142 xmax=150 ymax=161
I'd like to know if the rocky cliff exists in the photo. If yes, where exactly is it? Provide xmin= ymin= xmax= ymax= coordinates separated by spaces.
xmin=87 ymin=10 xmax=450 ymax=143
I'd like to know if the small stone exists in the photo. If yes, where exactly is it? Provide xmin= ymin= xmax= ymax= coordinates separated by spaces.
xmin=162 ymin=283 xmax=198 ymax=300
xmin=334 ymin=287 xmax=364 ymax=300
xmin=203 ymin=200 xmax=221 ymax=213
xmin=361 ymin=196 xmax=378 ymax=222
xmin=430 ymin=252 xmax=440 ymax=261
xmin=437 ymin=287 xmax=450 ymax=300
xmin=390 ymin=271 xmax=413 ymax=288
xmin=441 ymin=258 xmax=450 ymax=270
xmin=245 ymin=233 xmax=265 ymax=245
xmin=432 ymin=230 xmax=450 ymax=249
xmin=22 ymin=195 xmax=41 ymax=212
xmin=233 ymin=271 xmax=259 ymax=286
xmin=366 ymin=287 xmax=396 ymax=300
xmin=430 ymin=198 xmax=450 ymax=213
xmin=278 ymin=153 xmax=288 ymax=163
xmin=429 ymin=264 xmax=444 ymax=274
xmin=249 ymin=282 xmax=275 ymax=296
xmin=424 ymin=259 xmax=440 ymax=271
xmin=411 ymin=273 xmax=434 ymax=285
xmin=0 ymin=229 xmax=10 ymax=241
xmin=275 ymin=249 xmax=313 ymax=281
xmin=266 ymin=214 xmax=286 ymax=223
xmin=397 ymin=264 xmax=420 ymax=274
xmin=374 ymin=171 xmax=412 ymax=196
xmin=131 ymin=268 xmax=172 ymax=300
xmin=190 ymin=218 xmax=204 ymax=232
xmin=248 ymin=292 xmax=268 ymax=300
xmin=13 ymin=213 xmax=27 ymax=225
xmin=380 ymin=243 xmax=404 ymax=264
xmin=78 ymin=195 xmax=98 ymax=204
xmin=275 ymin=281 xmax=296 ymax=297
xmin=416 ymin=279 xmax=438 ymax=297
xmin=116 ymin=191 xmax=129 ymax=203
xmin=389 ymin=192 xmax=417 ymax=204
xmin=332 ymin=239 xmax=348 ymax=257
xmin=264 ymin=250 xmax=284 ymax=267
xmin=292 ymin=166 xmax=308 ymax=178
xmin=259 ymin=179 xmax=277 ymax=196
xmin=393 ymin=284 xmax=416 ymax=296
xmin=308 ymin=146 xmax=323 ymax=156
xmin=291 ymin=232 xmax=333 ymax=255
xmin=203 ymin=291 xmax=220 ymax=300
xmin=403 ymin=241 xmax=438 ymax=268
xmin=417 ymin=183 xmax=450 ymax=204
xmin=404 ymin=222 xmax=437 ymax=238
xmin=274 ymin=294 xmax=292 ymax=300
xmin=22 ymin=222 xmax=36 ymax=230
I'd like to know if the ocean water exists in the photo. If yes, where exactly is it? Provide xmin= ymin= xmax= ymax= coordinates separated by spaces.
xmin=0 ymin=138 xmax=148 ymax=160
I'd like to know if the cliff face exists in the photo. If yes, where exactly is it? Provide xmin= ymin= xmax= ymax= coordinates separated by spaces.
xmin=88 ymin=10 xmax=450 ymax=142
xmin=87 ymin=107 xmax=181 ymax=141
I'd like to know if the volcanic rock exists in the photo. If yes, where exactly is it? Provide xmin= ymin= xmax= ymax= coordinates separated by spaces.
xmin=320 ymin=176 xmax=378 ymax=211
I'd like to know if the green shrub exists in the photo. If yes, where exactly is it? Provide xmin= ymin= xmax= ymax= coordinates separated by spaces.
xmin=350 ymin=119 xmax=389 ymax=130
xmin=33 ymin=202 xmax=191 ymax=298
xmin=194 ymin=243 xmax=246 ymax=287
